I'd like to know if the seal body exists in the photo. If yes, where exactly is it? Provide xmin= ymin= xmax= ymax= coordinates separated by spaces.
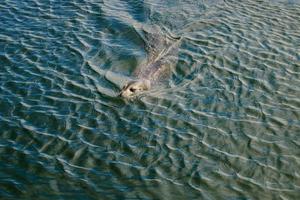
xmin=120 ymin=25 xmax=181 ymax=98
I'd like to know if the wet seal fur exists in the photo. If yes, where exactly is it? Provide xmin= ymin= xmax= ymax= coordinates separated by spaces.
xmin=119 ymin=25 xmax=181 ymax=98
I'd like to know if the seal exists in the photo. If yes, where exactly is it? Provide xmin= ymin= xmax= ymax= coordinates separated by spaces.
xmin=120 ymin=25 xmax=181 ymax=98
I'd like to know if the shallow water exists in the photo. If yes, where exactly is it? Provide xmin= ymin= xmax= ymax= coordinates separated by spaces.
xmin=1 ymin=0 xmax=300 ymax=199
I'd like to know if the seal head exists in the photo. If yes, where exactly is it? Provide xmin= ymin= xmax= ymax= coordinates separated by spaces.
xmin=119 ymin=79 xmax=151 ymax=98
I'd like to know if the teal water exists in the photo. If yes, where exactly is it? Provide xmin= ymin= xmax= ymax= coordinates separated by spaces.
xmin=1 ymin=0 xmax=300 ymax=199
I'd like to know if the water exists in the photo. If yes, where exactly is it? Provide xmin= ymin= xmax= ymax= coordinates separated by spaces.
xmin=1 ymin=0 xmax=300 ymax=199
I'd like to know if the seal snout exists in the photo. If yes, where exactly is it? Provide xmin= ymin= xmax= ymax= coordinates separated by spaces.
xmin=119 ymin=79 xmax=151 ymax=98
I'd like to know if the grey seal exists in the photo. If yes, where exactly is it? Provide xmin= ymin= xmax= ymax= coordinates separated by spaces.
xmin=119 ymin=25 xmax=181 ymax=98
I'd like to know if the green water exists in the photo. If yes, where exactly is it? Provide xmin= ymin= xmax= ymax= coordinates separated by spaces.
xmin=0 ymin=0 xmax=300 ymax=199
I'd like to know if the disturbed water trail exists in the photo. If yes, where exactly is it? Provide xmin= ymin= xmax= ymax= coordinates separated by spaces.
xmin=0 ymin=0 xmax=300 ymax=199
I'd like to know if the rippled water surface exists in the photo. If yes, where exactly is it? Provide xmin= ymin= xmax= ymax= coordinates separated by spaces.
xmin=1 ymin=0 xmax=300 ymax=199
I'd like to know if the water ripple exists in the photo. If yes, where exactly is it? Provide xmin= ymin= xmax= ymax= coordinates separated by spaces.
xmin=1 ymin=0 xmax=300 ymax=199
